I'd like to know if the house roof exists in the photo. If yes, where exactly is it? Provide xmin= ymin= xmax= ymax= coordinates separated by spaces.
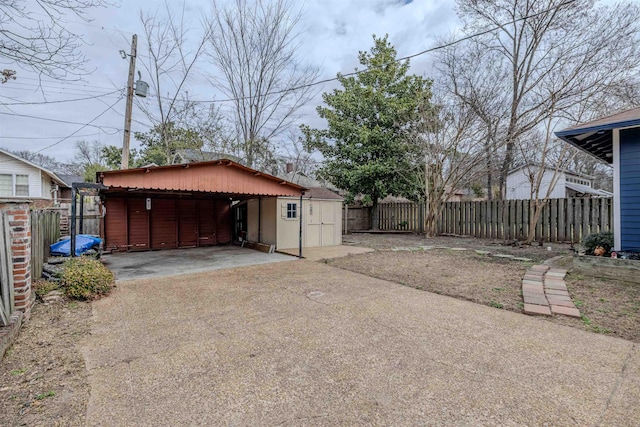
xmin=174 ymin=149 xmax=242 ymax=164
xmin=565 ymin=181 xmax=613 ymax=197
xmin=0 ymin=148 xmax=68 ymax=187
xmin=58 ymin=174 xmax=85 ymax=187
xmin=98 ymin=158 xmax=306 ymax=199
xmin=555 ymin=107 xmax=640 ymax=164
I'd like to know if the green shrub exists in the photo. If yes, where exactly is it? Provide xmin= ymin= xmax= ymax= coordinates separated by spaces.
xmin=582 ymin=231 xmax=614 ymax=255
xmin=33 ymin=279 xmax=60 ymax=300
xmin=60 ymin=257 xmax=114 ymax=300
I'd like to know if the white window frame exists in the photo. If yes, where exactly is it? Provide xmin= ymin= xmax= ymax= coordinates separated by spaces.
xmin=0 ymin=173 xmax=30 ymax=197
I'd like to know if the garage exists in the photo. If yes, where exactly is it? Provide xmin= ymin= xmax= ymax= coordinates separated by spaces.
xmin=97 ymin=160 xmax=305 ymax=252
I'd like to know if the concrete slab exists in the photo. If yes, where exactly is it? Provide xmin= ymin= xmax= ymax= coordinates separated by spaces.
xmin=278 ymin=245 xmax=374 ymax=261
xmin=102 ymin=245 xmax=296 ymax=281
xmin=82 ymin=261 xmax=639 ymax=425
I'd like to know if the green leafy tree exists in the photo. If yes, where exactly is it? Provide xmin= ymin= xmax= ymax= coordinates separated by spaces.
xmin=134 ymin=122 xmax=204 ymax=166
xmin=101 ymin=146 xmax=144 ymax=170
xmin=302 ymin=35 xmax=433 ymax=229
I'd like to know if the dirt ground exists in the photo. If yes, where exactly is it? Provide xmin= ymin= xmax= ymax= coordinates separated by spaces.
xmin=0 ymin=297 xmax=92 ymax=426
xmin=336 ymin=233 xmax=640 ymax=343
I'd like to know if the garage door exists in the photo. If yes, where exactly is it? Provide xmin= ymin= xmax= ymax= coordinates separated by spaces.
xmin=151 ymin=199 xmax=177 ymax=249
xmin=215 ymin=200 xmax=232 ymax=244
xmin=127 ymin=199 xmax=149 ymax=251
xmin=104 ymin=198 xmax=126 ymax=251
xmin=197 ymin=200 xmax=217 ymax=246
xmin=178 ymin=200 xmax=198 ymax=248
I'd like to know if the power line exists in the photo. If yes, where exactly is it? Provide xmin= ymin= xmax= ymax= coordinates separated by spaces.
xmin=23 ymin=97 xmax=125 ymax=156
xmin=0 ymin=90 xmax=123 ymax=106
xmin=0 ymin=111 xmax=121 ymax=131
xmin=0 ymin=132 xmax=102 ymax=140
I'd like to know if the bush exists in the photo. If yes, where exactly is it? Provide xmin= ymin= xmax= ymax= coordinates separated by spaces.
xmin=582 ymin=231 xmax=614 ymax=256
xmin=33 ymin=279 xmax=60 ymax=300
xmin=60 ymin=257 xmax=115 ymax=300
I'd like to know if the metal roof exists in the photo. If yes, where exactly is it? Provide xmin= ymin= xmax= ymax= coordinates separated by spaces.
xmin=564 ymin=181 xmax=612 ymax=197
xmin=555 ymin=107 xmax=640 ymax=164
xmin=98 ymin=159 xmax=306 ymax=198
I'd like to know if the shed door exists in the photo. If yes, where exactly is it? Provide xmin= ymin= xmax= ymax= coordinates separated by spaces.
xmin=197 ymin=200 xmax=217 ymax=246
xmin=178 ymin=200 xmax=198 ymax=248
xmin=151 ymin=199 xmax=177 ymax=249
xmin=127 ymin=199 xmax=149 ymax=251
xmin=321 ymin=202 xmax=336 ymax=246
xmin=306 ymin=201 xmax=321 ymax=247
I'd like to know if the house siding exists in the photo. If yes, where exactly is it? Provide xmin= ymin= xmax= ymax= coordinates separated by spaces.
xmin=619 ymin=127 xmax=640 ymax=250
xmin=0 ymin=152 xmax=44 ymax=198
xmin=505 ymin=169 xmax=566 ymax=200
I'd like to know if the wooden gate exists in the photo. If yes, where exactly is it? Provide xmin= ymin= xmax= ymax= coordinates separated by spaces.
xmin=0 ymin=213 xmax=14 ymax=326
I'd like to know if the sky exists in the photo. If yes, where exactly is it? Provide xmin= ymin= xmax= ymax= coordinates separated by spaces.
xmin=0 ymin=0 xmax=459 ymax=164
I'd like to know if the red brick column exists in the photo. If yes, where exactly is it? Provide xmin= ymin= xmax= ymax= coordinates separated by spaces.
xmin=0 ymin=201 xmax=33 ymax=319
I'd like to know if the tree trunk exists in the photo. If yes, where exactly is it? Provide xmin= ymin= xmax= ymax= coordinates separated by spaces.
xmin=371 ymin=198 xmax=379 ymax=230
xmin=525 ymin=200 xmax=544 ymax=244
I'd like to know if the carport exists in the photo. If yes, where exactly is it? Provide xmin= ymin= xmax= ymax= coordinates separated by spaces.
xmin=96 ymin=159 xmax=305 ymax=253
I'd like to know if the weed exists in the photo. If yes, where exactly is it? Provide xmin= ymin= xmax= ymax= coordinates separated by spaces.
xmin=35 ymin=391 xmax=55 ymax=400
xmin=581 ymin=314 xmax=592 ymax=326
xmin=68 ymin=301 xmax=78 ymax=309
xmin=574 ymin=300 xmax=585 ymax=308
xmin=592 ymin=325 xmax=612 ymax=334
xmin=596 ymin=307 xmax=611 ymax=313
xmin=492 ymin=287 xmax=505 ymax=292
xmin=516 ymin=302 xmax=524 ymax=309
xmin=599 ymin=298 xmax=607 ymax=302
xmin=33 ymin=280 xmax=60 ymax=300
xmin=10 ymin=368 xmax=26 ymax=375
xmin=489 ymin=300 xmax=504 ymax=309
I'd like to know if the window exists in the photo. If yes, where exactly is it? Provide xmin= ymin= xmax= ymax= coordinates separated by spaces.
xmin=15 ymin=174 xmax=28 ymax=196
xmin=0 ymin=174 xmax=11 ymax=196
xmin=287 ymin=202 xmax=297 ymax=219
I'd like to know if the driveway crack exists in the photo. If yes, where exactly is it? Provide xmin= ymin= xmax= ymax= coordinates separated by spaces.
xmin=594 ymin=343 xmax=636 ymax=427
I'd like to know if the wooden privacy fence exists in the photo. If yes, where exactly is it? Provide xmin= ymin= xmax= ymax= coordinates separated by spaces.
xmin=377 ymin=198 xmax=613 ymax=243
xmin=0 ymin=213 xmax=14 ymax=326
xmin=31 ymin=210 xmax=60 ymax=281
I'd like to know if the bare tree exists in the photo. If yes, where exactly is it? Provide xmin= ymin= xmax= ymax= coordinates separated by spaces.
xmin=455 ymin=0 xmax=640 ymax=198
xmin=134 ymin=3 xmax=210 ymax=164
xmin=410 ymin=93 xmax=488 ymax=236
xmin=206 ymin=0 xmax=319 ymax=168
xmin=0 ymin=0 xmax=110 ymax=80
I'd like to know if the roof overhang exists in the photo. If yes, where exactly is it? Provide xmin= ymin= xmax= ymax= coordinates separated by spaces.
xmin=97 ymin=159 xmax=306 ymax=199
xmin=555 ymin=108 xmax=640 ymax=164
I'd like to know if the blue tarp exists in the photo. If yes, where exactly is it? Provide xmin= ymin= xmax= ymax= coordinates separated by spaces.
xmin=50 ymin=235 xmax=102 ymax=257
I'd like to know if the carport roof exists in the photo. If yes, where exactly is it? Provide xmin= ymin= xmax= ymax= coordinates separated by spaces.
xmin=98 ymin=159 xmax=306 ymax=199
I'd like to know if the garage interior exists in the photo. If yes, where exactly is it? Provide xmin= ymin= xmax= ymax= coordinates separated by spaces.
xmin=96 ymin=160 xmax=305 ymax=253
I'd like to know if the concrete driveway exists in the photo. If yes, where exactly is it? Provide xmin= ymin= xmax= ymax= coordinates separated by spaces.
xmin=102 ymin=245 xmax=295 ymax=281
xmin=82 ymin=261 xmax=639 ymax=426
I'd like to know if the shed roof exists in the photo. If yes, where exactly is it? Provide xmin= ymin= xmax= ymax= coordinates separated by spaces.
xmin=555 ymin=107 xmax=640 ymax=164
xmin=98 ymin=159 xmax=305 ymax=198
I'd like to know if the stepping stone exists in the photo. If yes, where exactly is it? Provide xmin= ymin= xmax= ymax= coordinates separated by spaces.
xmin=546 ymin=271 xmax=566 ymax=278
xmin=493 ymin=254 xmax=514 ymax=258
xmin=522 ymin=279 xmax=543 ymax=286
xmin=513 ymin=257 xmax=533 ymax=262
xmin=475 ymin=250 xmax=491 ymax=255
xmin=548 ymin=268 xmax=567 ymax=275
xmin=522 ymin=283 xmax=544 ymax=292
xmin=524 ymin=304 xmax=552 ymax=316
xmin=450 ymin=247 xmax=468 ymax=251
xmin=420 ymin=246 xmax=435 ymax=250
xmin=524 ymin=296 xmax=549 ymax=306
xmin=531 ymin=265 xmax=550 ymax=271
xmin=544 ymin=289 xmax=570 ymax=296
xmin=551 ymin=305 xmax=581 ymax=318
xmin=544 ymin=282 xmax=567 ymax=291
xmin=546 ymin=298 xmax=575 ymax=308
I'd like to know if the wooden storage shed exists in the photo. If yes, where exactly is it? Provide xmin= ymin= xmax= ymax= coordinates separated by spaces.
xmin=97 ymin=160 xmax=305 ymax=252
xmin=556 ymin=107 xmax=640 ymax=251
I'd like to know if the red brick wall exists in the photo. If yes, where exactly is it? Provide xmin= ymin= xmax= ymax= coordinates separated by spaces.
xmin=0 ymin=201 xmax=33 ymax=318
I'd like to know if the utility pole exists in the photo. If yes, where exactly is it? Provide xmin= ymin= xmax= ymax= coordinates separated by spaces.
xmin=121 ymin=34 xmax=137 ymax=170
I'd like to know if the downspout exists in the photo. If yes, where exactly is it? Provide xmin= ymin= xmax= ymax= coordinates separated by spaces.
xmin=298 ymin=192 xmax=304 ymax=259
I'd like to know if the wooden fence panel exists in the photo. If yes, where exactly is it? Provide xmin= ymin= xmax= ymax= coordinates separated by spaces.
xmin=30 ymin=211 xmax=60 ymax=281
xmin=0 ymin=213 xmax=14 ymax=326
xmin=375 ymin=197 xmax=612 ymax=242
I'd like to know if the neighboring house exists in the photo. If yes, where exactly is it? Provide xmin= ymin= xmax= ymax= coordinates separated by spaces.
xmin=556 ymin=107 xmax=640 ymax=251
xmin=0 ymin=148 xmax=68 ymax=208
xmin=173 ymin=149 xmax=242 ymax=165
xmin=505 ymin=164 xmax=613 ymax=200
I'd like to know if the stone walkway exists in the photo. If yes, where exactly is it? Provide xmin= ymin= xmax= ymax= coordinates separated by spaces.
xmin=522 ymin=265 xmax=581 ymax=318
